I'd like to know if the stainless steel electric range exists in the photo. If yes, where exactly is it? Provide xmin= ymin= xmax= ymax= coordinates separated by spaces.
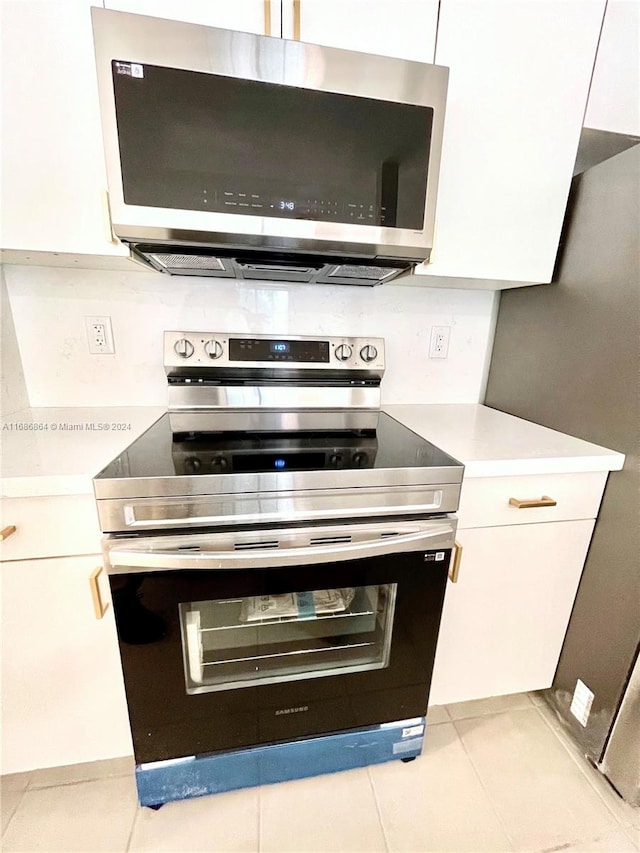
xmin=94 ymin=332 xmax=463 ymax=807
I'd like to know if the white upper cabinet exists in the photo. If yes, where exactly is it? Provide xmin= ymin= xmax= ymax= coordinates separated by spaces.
xmin=0 ymin=0 xmax=127 ymax=259
xmin=413 ymin=0 xmax=607 ymax=286
xmin=104 ymin=0 xmax=273 ymax=34
xmin=2 ymin=0 xmax=609 ymax=287
xmin=0 ymin=0 xmax=273 ymax=263
xmin=584 ymin=0 xmax=640 ymax=136
xmin=286 ymin=0 xmax=438 ymax=62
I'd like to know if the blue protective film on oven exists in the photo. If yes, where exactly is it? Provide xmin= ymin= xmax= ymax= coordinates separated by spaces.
xmin=295 ymin=591 xmax=315 ymax=618
xmin=135 ymin=717 xmax=426 ymax=807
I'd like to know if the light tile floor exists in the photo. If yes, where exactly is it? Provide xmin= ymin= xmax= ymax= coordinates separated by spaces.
xmin=2 ymin=693 xmax=638 ymax=853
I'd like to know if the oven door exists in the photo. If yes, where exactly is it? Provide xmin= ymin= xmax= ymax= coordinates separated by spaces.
xmin=104 ymin=518 xmax=454 ymax=764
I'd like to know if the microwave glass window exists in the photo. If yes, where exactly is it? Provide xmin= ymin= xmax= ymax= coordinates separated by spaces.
xmin=112 ymin=62 xmax=433 ymax=230
xmin=178 ymin=583 xmax=397 ymax=694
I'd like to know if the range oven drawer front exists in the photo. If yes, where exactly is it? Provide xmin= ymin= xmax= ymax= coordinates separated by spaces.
xmin=106 ymin=520 xmax=453 ymax=764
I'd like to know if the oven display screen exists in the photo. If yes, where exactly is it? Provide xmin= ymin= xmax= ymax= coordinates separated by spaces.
xmin=229 ymin=338 xmax=330 ymax=363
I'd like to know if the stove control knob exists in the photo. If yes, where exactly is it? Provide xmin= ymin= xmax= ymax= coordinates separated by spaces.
xmin=184 ymin=457 xmax=201 ymax=473
xmin=352 ymin=452 xmax=368 ymax=468
xmin=328 ymin=453 xmax=343 ymax=467
xmin=204 ymin=339 xmax=223 ymax=360
xmin=174 ymin=338 xmax=194 ymax=359
xmin=335 ymin=344 xmax=353 ymax=362
xmin=360 ymin=344 xmax=378 ymax=363
xmin=211 ymin=456 xmax=229 ymax=472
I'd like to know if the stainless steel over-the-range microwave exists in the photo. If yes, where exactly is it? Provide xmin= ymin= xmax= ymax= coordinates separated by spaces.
xmin=91 ymin=8 xmax=449 ymax=285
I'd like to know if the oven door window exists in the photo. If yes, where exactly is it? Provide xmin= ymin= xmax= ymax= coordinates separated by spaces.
xmin=179 ymin=583 xmax=397 ymax=694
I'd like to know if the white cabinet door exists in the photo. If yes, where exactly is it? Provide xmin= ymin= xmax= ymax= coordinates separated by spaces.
xmin=0 ymin=0 xmax=128 ymax=259
xmin=414 ymin=0 xmax=606 ymax=286
xmin=429 ymin=520 xmax=595 ymax=706
xmin=584 ymin=0 xmax=640 ymax=135
xmin=1 ymin=555 xmax=131 ymax=773
xmin=0 ymin=1 xmax=275 ymax=263
xmin=104 ymin=0 xmax=272 ymax=33
xmin=288 ymin=0 xmax=438 ymax=62
xmin=0 ymin=495 xmax=102 ymax=563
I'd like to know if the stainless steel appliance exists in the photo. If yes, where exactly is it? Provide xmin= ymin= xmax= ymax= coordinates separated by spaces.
xmin=91 ymin=8 xmax=448 ymax=285
xmin=94 ymin=332 xmax=463 ymax=806
xmin=485 ymin=143 xmax=640 ymax=805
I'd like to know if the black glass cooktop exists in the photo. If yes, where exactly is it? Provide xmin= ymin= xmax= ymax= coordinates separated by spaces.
xmin=95 ymin=411 xmax=462 ymax=481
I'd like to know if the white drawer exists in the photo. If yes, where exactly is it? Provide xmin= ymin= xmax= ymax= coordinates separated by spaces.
xmin=0 ymin=495 xmax=102 ymax=561
xmin=457 ymin=471 xmax=608 ymax=529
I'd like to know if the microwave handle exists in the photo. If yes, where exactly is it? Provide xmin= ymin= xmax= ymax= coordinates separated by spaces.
xmin=107 ymin=524 xmax=454 ymax=574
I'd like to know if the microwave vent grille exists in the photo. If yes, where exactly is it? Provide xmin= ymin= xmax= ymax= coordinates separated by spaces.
xmin=329 ymin=265 xmax=401 ymax=281
xmin=149 ymin=253 xmax=226 ymax=272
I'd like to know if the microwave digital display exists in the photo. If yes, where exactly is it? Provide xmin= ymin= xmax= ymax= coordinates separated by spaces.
xmin=112 ymin=61 xmax=433 ymax=230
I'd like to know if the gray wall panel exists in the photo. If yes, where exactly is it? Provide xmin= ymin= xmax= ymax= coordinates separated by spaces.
xmin=484 ymin=144 xmax=640 ymax=764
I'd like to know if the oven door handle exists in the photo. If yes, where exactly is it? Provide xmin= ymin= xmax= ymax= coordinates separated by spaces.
xmin=107 ymin=524 xmax=455 ymax=573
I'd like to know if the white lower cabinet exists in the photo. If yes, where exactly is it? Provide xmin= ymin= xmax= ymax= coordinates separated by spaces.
xmin=0 ymin=554 xmax=131 ymax=774
xmin=430 ymin=470 xmax=608 ymax=706
xmin=430 ymin=520 xmax=595 ymax=706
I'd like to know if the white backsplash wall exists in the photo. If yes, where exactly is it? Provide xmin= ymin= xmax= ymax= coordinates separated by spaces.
xmin=5 ymin=265 xmax=498 ymax=407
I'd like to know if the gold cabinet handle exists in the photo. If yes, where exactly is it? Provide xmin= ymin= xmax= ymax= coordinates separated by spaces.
xmin=264 ymin=0 xmax=271 ymax=36
xmin=293 ymin=0 xmax=301 ymax=40
xmin=89 ymin=566 xmax=109 ymax=620
xmin=449 ymin=540 xmax=463 ymax=583
xmin=509 ymin=495 xmax=557 ymax=509
xmin=0 ymin=525 xmax=17 ymax=541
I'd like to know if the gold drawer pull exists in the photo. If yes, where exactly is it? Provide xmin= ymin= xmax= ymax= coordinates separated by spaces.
xmin=449 ymin=540 xmax=463 ymax=583
xmin=0 ymin=525 xmax=17 ymax=541
xmin=264 ymin=0 xmax=271 ymax=35
xmin=89 ymin=566 xmax=109 ymax=620
xmin=509 ymin=495 xmax=557 ymax=509
xmin=293 ymin=0 xmax=301 ymax=39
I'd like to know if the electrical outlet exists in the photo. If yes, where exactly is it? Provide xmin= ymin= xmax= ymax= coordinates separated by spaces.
xmin=85 ymin=316 xmax=115 ymax=354
xmin=429 ymin=325 xmax=451 ymax=359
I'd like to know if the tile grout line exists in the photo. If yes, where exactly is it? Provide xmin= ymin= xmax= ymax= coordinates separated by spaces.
xmin=1 ymin=788 xmax=26 ymax=840
xmin=365 ymin=764 xmax=391 ymax=853
xmin=531 ymin=700 xmax=640 ymax=842
xmin=125 ymin=801 xmax=140 ymax=853
xmin=26 ymin=772 xmax=132 ymax=792
xmin=449 ymin=716 xmax=519 ymax=852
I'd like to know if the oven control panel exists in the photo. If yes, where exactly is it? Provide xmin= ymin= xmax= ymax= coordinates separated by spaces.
xmin=164 ymin=332 xmax=385 ymax=374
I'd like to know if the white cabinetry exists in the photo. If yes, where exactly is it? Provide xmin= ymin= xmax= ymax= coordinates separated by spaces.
xmin=288 ymin=0 xmax=438 ymax=62
xmin=584 ymin=0 xmax=640 ymax=135
xmin=1 ymin=1 xmax=609 ymax=287
xmin=0 ymin=0 xmax=272 ymax=265
xmin=0 ymin=0 xmax=127 ymax=261
xmin=430 ymin=471 xmax=607 ymax=705
xmin=0 ymin=494 xmax=102 ymax=562
xmin=104 ymin=0 xmax=271 ymax=33
xmin=413 ymin=0 xmax=606 ymax=287
xmin=0 ymin=496 xmax=130 ymax=773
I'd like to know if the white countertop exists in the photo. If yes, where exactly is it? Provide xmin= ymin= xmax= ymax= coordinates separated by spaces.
xmin=0 ymin=404 xmax=624 ymax=498
xmin=0 ymin=406 xmax=165 ymax=497
xmin=384 ymin=404 xmax=625 ymax=478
